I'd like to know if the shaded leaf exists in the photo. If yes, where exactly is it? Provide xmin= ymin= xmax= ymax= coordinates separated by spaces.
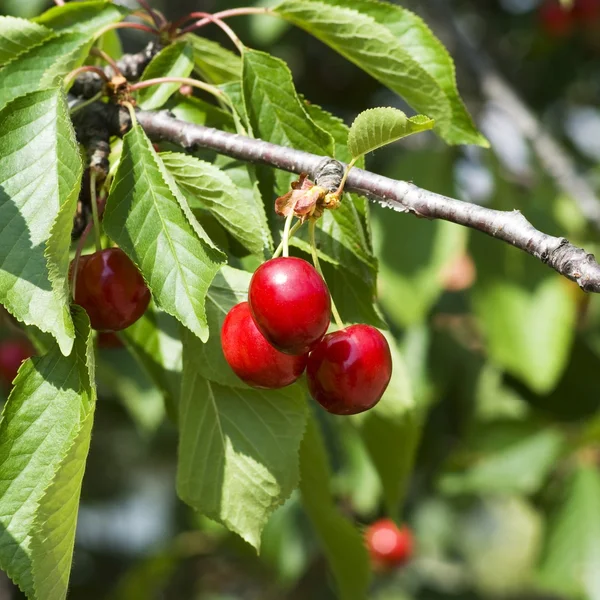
xmin=348 ymin=107 xmax=434 ymax=159
xmin=0 ymin=88 xmax=82 ymax=354
xmin=274 ymin=0 xmax=486 ymax=146
xmin=104 ymin=124 xmax=225 ymax=342
xmin=299 ymin=414 xmax=371 ymax=600
xmin=161 ymin=152 xmax=271 ymax=256
xmin=352 ymin=332 xmax=419 ymax=516
xmin=538 ymin=465 xmax=600 ymax=600
xmin=137 ymin=42 xmax=194 ymax=110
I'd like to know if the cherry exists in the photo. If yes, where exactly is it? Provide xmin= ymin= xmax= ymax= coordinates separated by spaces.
xmin=307 ymin=324 xmax=392 ymax=415
xmin=72 ymin=248 xmax=151 ymax=332
xmin=0 ymin=339 xmax=33 ymax=386
xmin=574 ymin=0 xmax=600 ymax=22
xmin=539 ymin=0 xmax=575 ymax=36
xmin=365 ymin=520 xmax=414 ymax=569
xmin=221 ymin=302 xmax=307 ymax=389
xmin=97 ymin=331 xmax=124 ymax=349
xmin=248 ymin=257 xmax=330 ymax=355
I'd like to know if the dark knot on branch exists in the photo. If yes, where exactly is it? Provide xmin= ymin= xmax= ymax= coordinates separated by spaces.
xmin=314 ymin=158 xmax=344 ymax=192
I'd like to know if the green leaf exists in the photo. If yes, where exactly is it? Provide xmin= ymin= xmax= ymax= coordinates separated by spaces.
xmin=166 ymin=94 xmax=235 ymax=131
xmin=471 ymin=229 xmax=577 ymax=394
xmin=0 ymin=32 xmax=93 ymax=110
xmin=137 ymin=42 xmax=194 ymax=110
xmin=539 ymin=465 xmax=600 ymax=600
xmin=104 ymin=124 xmax=225 ymax=342
xmin=0 ymin=88 xmax=82 ymax=355
xmin=352 ymin=332 xmax=419 ymax=516
xmin=185 ymin=34 xmax=241 ymax=84
xmin=348 ymin=107 xmax=433 ymax=159
xmin=440 ymin=429 xmax=564 ymax=496
xmin=274 ymin=0 xmax=487 ymax=146
xmin=0 ymin=308 xmax=95 ymax=597
xmin=33 ymin=0 xmax=126 ymax=35
xmin=97 ymin=345 xmax=165 ymax=433
xmin=30 ymin=408 xmax=95 ymax=600
xmin=242 ymin=48 xmax=334 ymax=192
xmin=161 ymin=152 xmax=271 ymax=256
xmin=372 ymin=150 xmax=467 ymax=327
xmin=299 ymin=414 xmax=371 ymax=600
xmin=177 ymin=345 xmax=307 ymax=549
xmin=0 ymin=16 xmax=52 ymax=65
xmin=122 ymin=304 xmax=182 ymax=420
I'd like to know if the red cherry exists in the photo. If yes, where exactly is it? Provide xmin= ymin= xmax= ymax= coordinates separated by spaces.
xmin=72 ymin=248 xmax=151 ymax=332
xmin=365 ymin=520 xmax=414 ymax=568
xmin=248 ymin=257 xmax=330 ymax=355
xmin=574 ymin=0 xmax=600 ymax=22
xmin=307 ymin=324 xmax=392 ymax=415
xmin=221 ymin=302 xmax=307 ymax=389
xmin=97 ymin=331 xmax=124 ymax=349
xmin=0 ymin=339 xmax=33 ymax=386
xmin=539 ymin=0 xmax=575 ymax=36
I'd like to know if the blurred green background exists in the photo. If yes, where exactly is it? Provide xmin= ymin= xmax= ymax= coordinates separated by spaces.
xmin=2 ymin=0 xmax=600 ymax=598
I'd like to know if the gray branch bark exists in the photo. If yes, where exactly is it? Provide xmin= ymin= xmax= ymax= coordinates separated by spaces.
xmin=72 ymin=103 xmax=600 ymax=293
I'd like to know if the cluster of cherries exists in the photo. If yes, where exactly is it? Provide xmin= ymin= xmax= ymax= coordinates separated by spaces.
xmin=365 ymin=519 xmax=414 ymax=570
xmin=221 ymin=256 xmax=392 ymax=415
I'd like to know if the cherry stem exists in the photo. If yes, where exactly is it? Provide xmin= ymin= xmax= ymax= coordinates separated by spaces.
xmin=63 ymin=65 xmax=110 ymax=88
xmin=70 ymin=91 xmax=104 ymax=115
xmin=282 ymin=209 xmax=296 ymax=258
xmin=334 ymin=157 xmax=357 ymax=198
xmin=178 ymin=12 xmax=244 ymax=53
xmin=122 ymin=101 xmax=138 ymax=126
xmin=273 ymin=219 xmax=302 ymax=259
xmin=72 ymin=222 xmax=93 ymax=301
xmin=90 ymin=171 xmax=103 ymax=253
xmin=309 ymin=219 xmax=344 ymax=329
xmin=94 ymin=21 xmax=157 ymax=41
xmin=136 ymin=0 xmax=164 ymax=29
xmin=90 ymin=47 xmax=122 ymax=76
xmin=174 ymin=7 xmax=270 ymax=31
xmin=129 ymin=77 xmax=230 ymax=107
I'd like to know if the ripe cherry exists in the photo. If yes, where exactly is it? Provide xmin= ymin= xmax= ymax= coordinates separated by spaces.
xmin=72 ymin=248 xmax=151 ymax=332
xmin=539 ymin=0 xmax=575 ymax=36
xmin=221 ymin=302 xmax=307 ymax=389
xmin=307 ymin=324 xmax=392 ymax=415
xmin=574 ymin=0 xmax=600 ymax=22
xmin=365 ymin=520 xmax=414 ymax=569
xmin=249 ymin=257 xmax=330 ymax=355
xmin=0 ymin=339 xmax=33 ymax=386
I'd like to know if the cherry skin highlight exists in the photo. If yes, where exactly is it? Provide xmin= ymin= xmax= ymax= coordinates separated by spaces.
xmin=307 ymin=324 xmax=392 ymax=415
xmin=0 ymin=339 xmax=33 ymax=386
xmin=249 ymin=257 xmax=330 ymax=355
xmin=221 ymin=302 xmax=307 ymax=389
xmin=72 ymin=248 xmax=151 ymax=332
xmin=365 ymin=520 xmax=414 ymax=569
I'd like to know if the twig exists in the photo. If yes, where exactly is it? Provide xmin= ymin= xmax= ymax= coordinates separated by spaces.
xmin=133 ymin=110 xmax=600 ymax=293
xmin=428 ymin=0 xmax=600 ymax=230
xmin=71 ymin=102 xmax=600 ymax=293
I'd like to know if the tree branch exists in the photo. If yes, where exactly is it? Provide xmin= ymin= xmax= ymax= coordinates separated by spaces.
xmin=72 ymin=103 xmax=600 ymax=293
